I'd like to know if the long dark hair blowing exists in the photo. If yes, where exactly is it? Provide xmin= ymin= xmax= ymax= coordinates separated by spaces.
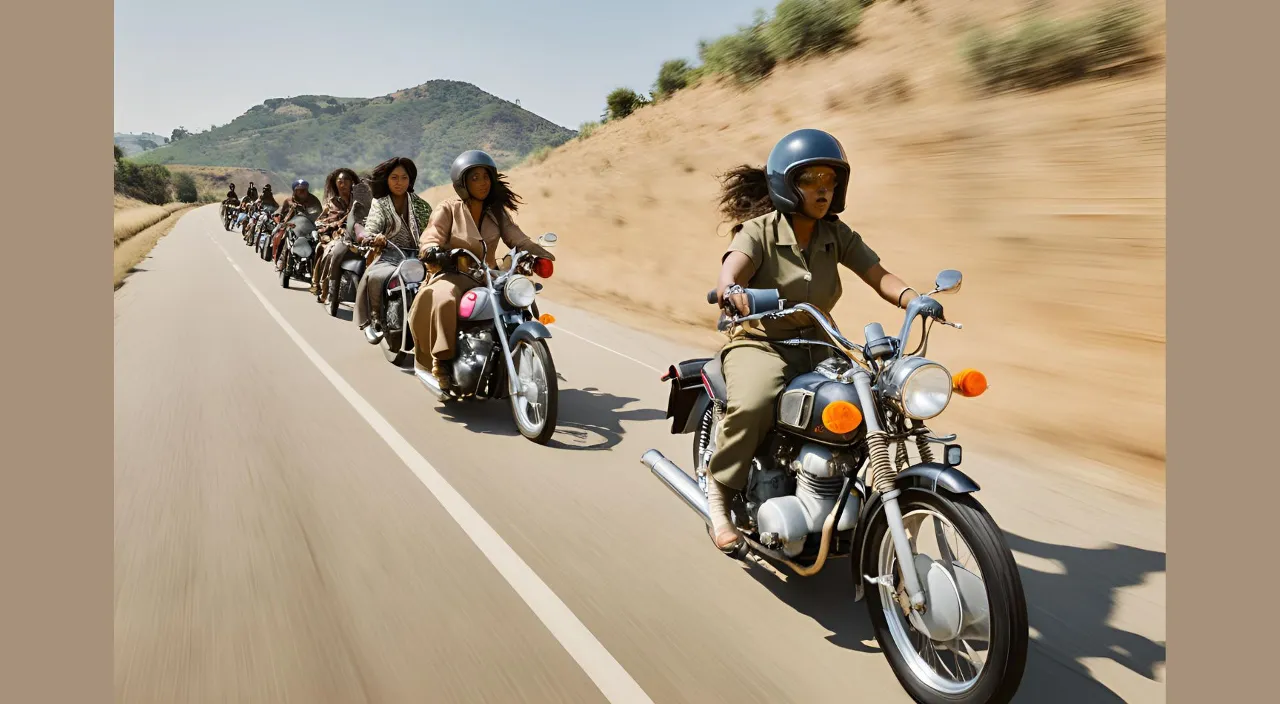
xmin=482 ymin=170 xmax=523 ymax=218
xmin=716 ymin=164 xmax=773 ymax=233
xmin=368 ymin=157 xmax=418 ymax=199
xmin=324 ymin=167 xmax=360 ymax=203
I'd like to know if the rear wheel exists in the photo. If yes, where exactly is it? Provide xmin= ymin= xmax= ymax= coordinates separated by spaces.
xmin=509 ymin=339 xmax=558 ymax=444
xmin=860 ymin=489 xmax=1028 ymax=704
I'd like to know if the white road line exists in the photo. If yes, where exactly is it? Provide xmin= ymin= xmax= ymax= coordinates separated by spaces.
xmin=206 ymin=231 xmax=655 ymax=704
xmin=545 ymin=322 xmax=664 ymax=374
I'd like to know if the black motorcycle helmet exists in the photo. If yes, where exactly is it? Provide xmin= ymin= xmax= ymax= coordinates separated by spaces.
xmin=449 ymin=150 xmax=499 ymax=200
xmin=765 ymin=128 xmax=851 ymax=215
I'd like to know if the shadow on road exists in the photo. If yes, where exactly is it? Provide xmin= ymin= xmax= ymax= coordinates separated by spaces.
xmin=739 ymin=530 xmax=1164 ymax=702
xmin=434 ymin=384 xmax=665 ymax=451
xmin=548 ymin=386 xmax=666 ymax=451
xmin=742 ymin=555 xmax=881 ymax=653
xmin=1004 ymin=532 xmax=1166 ymax=682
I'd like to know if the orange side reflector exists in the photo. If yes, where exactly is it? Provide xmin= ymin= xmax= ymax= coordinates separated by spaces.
xmin=539 ymin=314 xmax=557 ymax=325
xmin=822 ymin=401 xmax=863 ymax=435
xmin=953 ymin=369 xmax=988 ymax=397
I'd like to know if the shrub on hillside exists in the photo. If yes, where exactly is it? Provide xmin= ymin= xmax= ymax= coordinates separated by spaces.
xmin=523 ymin=145 xmax=554 ymax=166
xmin=577 ymin=121 xmax=601 ymax=140
xmin=964 ymin=1 xmax=1149 ymax=92
xmin=698 ymin=18 xmax=776 ymax=85
xmin=653 ymin=59 xmax=694 ymax=101
xmin=114 ymin=160 xmax=173 ymax=205
xmin=173 ymin=172 xmax=199 ymax=203
xmin=605 ymin=87 xmax=649 ymax=121
xmin=763 ymin=0 xmax=863 ymax=61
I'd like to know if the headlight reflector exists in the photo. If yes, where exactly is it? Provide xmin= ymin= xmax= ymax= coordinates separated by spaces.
xmin=504 ymin=275 xmax=537 ymax=308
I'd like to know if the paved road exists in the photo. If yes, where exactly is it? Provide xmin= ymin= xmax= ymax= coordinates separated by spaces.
xmin=114 ymin=206 xmax=1166 ymax=703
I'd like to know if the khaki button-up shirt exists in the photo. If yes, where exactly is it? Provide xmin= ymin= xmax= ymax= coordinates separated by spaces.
xmin=725 ymin=211 xmax=880 ymax=339
xmin=419 ymin=197 xmax=553 ymax=268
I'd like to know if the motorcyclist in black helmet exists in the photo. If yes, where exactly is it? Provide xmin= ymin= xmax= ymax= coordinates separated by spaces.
xmin=406 ymin=149 xmax=554 ymax=388
xmin=704 ymin=129 xmax=924 ymax=553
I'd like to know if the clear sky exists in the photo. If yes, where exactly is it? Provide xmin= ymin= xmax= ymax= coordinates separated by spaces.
xmin=115 ymin=0 xmax=766 ymax=136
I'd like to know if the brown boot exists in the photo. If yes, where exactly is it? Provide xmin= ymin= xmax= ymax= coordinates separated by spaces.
xmin=431 ymin=359 xmax=453 ymax=391
xmin=705 ymin=476 xmax=742 ymax=551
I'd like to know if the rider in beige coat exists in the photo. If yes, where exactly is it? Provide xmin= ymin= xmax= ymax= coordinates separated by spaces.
xmin=408 ymin=150 xmax=554 ymax=389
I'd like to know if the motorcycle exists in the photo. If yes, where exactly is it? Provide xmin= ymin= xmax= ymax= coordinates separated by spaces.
xmin=401 ymin=233 xmax=560 ymax=444
xmin=277 ymin=213 xmax=318 ymax=289
xmin=247 ymin=205 xmax=278 ymax=247
xmin=641 ymin=270 xmax=1028 ymax=704
xmin=257 ymin=218 xmax=281 ymax=261
xmin=221 ymin=202 xmax=239 ymax=230
xmin=326 ymin=203 xmax=371 ymax=318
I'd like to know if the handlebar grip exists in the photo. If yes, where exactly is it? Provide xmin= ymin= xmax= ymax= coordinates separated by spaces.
xmin=707 ymin=289 xmax=718 ymax=305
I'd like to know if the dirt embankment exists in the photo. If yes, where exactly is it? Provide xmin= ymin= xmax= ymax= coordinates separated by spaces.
xmin=422 ymin=0 xmax=1167 ymax=480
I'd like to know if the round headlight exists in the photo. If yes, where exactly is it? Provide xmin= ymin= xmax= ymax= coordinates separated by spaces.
xmin=399 ymin=259 xmax=426 ymax=285
xmin=504 ymin=274 xmax=537 ymax=308
xmin=901 ymin=362 xmax=953 ymax=420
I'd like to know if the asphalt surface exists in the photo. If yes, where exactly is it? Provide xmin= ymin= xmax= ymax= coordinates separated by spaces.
xmin=114 ymin=206 xmax=1166 ymax=703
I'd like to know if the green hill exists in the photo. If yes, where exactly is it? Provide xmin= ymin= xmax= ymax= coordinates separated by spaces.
xmin=135 ymin=80 xmax=576 ymax=191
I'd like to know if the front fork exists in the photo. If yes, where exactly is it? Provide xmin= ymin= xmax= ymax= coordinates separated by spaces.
xmin=849 ymin=370 xmax=929 ymax=613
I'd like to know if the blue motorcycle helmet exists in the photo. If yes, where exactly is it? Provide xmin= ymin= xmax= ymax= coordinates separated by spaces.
xmin=764 ymin=128 xmax=851 ymax=215
xmin=291 ymin=178 xmax=310 ymax=192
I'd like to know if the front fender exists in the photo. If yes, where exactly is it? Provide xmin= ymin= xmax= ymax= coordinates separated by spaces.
xmin=509 ymin=320 xmax=553 ymax=349
xmin=896 ymin=462 xmax=981 ymax=495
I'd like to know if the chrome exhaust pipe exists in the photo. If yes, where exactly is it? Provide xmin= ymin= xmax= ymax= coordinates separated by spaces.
xmin=414 ymin=368 xmax=445 ymax=400
xmin=640 ymin=450 xmax=711 ymax=526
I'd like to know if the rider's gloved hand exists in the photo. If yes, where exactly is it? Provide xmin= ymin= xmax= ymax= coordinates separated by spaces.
xmin=422 ymin=246 xmax=447 ymax=269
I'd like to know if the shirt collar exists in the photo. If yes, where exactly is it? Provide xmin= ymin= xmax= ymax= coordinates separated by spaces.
xmin=772 ymin=211 xmax=831 ymax=250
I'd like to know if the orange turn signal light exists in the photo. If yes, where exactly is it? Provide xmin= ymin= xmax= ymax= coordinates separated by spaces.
xmin=953 ymin=369 xmax=988 ymax=397
xmin=539 ymin=314 xmax=557 ymax=325
xmin=822 ymin=400 xmax=863 ymax=435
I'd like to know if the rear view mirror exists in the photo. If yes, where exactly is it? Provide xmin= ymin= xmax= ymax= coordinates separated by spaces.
xmin=538 ymin=233 xmax=559 ymax=248
xmin=933 ymin=269 xmax=962 ymax=295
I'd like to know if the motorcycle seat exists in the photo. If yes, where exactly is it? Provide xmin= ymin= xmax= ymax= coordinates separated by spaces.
xmin=340 ymin=257 xmax=366 ymax=276
xmin=701 ymin=355 xmax=728 ymax=403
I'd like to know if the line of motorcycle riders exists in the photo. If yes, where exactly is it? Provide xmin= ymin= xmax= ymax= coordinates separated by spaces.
xmin=219 ymin=150 xmax=564 ymax=444
xmin=213 ymin=130 xmax=1027 ymax=704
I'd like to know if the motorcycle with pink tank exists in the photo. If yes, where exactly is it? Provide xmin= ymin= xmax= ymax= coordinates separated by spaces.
xmin=404 ymin=232 xmax=562 ymax=445
xmin=640 ymin=269 xmax=1028 ymax=704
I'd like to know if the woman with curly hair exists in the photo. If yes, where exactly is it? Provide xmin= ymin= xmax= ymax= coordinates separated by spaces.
xmin=353 ymin=157 xmax=432 ymax=332
xmin=309 ymin=167 xmax=360 ymax=300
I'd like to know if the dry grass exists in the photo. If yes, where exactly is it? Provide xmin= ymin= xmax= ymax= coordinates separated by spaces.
xmin=422 ymin=0 xmax=1167 ymax=480
xmin=114 ymin=194 xmax=151 ymax=211
xmin=114 ymin=205 xmax=197 ymax=289
xmin=114 ymin=202 xmax=191 ymax=246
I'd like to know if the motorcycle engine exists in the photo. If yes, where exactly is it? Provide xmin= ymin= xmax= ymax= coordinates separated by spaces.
xmin=753 ymin=443 xmax=862 ymax=557
xmin=452 ymin=328 xmax=497 ymax=395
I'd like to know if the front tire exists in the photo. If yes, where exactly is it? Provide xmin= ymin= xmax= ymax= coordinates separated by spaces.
xmin=379 ymin=297 xmax=410 ymax=365
xmin=509 ymin=339 xmax=558 ymax=445
xmin=860 ymin=489 xmax=1028 ymax=704
xmin=328 ymin=276 xmax=346 ymax=317
xmin=279 ymin=260 xmax=290 ymax=289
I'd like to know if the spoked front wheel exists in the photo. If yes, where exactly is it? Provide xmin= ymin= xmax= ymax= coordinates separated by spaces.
xmin=509 ymin=339 xmax=558 ymax=444
xmin=860 ymin=489 xmax=1028 ymax=704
